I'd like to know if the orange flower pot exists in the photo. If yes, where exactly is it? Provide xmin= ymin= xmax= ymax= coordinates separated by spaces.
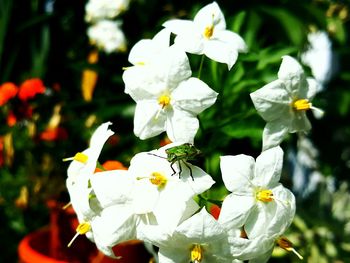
xmin=18 ymin=200 xmax=153 ymax=263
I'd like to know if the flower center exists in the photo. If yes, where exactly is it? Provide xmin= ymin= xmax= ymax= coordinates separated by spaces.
xmin=256 ymin=189 xmax=274 ymax=203
xmin=67 ymin=221 xmax=91 ymax=247
xmin=190 ymin=244 xmax=203 ymax=262
xmin=203 ymin=25 xmax=214 ymax=39
xmin=149 ymin=172 xmax=167 ymax=188
xmin=158 ymin=94 xmax=171 ymax=109
xmin=292 ymin=99 xmax=312 ymax=111
xmin=62 ymin=152 xmax=88 ymax=163
xmin=137 ymin=172 xmax=168 ymax=189
xmin=277 ymin=237 xmax=304 ymax=260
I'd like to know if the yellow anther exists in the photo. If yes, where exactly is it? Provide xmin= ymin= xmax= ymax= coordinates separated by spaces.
xmin=203 ymin=25 xmax=214 ymax=39
xmin=158 ymin=95 xmax=171 ymax=109
xmin=256 ymin=189 xmax=274 ymax=203
xmin=149 ymin=172 xmax=167 ymax=188
xmin=292 ymin=99 xmax=312 ymax=111
xmin=277 ymin=237 xmax=304 ymax=260
xmin=67 ymin=221 xmax=91 ymax=247
xmin=62 ymin=152 xmax=88 ymax=164
xmin=190 ymin=244 xmax=203 ymax=263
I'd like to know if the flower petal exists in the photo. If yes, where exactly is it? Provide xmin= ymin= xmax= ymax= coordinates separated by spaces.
xmin=262 ymin=120 xmax=290 ymax=151
xmin=250 ymin=80 xmax=290 ymax=122
xmin=220 ymin=155 xmax=255 ymax=193
xmin=172 ymin=77 xmax=218 ymax=114
xmin=90 ymin=170 xmax=133 ymax=208
xmin=254 ymin=146 xmax=283 ymax=188
xmin=193 ymin=2 xmax=226 ymax=31
xmin=278 ymin=56 xmax=305 ymax=94
xmin=133 ymin=100 xmax=166 ymax=140
xmin=218 ymin=194 xmax=255 ymax=229
xmin=166 ymin=109 xmax=199 ymax=143
xmin=203 ymin=40 xmax=239 ymax=70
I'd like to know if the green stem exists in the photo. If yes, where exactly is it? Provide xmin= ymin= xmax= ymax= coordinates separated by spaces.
xmin=197 ymin=55 xmax=205 ymax=79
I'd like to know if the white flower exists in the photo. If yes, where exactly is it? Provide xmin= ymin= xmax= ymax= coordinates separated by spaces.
xmin=128 ymin=143 xmax=215 ymax=232
xmin=218 ymin=146 xmax=296 ymax=240
xmin=123 ymin=40 xmax=218 ymax=143
xmin=66 ymin=121 xmax=114 ymax=218
xmin=163 ymin=1 xmax=247 ymax=70
xmin=65 ymin=123 xmax=136 ymax=258
xmin=85 ymin=0 xmax=130 ymax=22
xmin=250 ymin=55 xmax=323 ymax=150
xmin=142 ymin=208 xmax=232 ymax=263
xmin=87 ymin=20 xmax=126 ymax=53
xmin=301 ymin=30 xmax=334 ymax=90
xmin=122 ymin=29 xmax=172 ymax=96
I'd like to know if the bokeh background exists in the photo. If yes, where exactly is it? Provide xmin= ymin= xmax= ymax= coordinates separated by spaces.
xmin=0 ymin=0 xmax=349 ymax=262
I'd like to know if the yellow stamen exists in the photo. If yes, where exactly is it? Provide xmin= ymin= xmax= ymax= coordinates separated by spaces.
xmin=137 ymin=172 xmax=168 ymax=189
xmin=190 ymin=244 xmax=203 ymax=263
xmin=256 ymin=189 xmax=274 ymax=203
xmin=203 ymin=25 xmax=214 ymax=39
xmin=150 ymin=172 xmax=167 ymax=188
xmin=292 ymin=99 xmax=312 ymax=111
xmin=277 ymin=237 xmax=303 ymax=260
xmin=158 ymin=95 xmax=171 ymax=109
xmin=67 ymin=221 xmax=91 ymax=247
xmin=62 ymin=152 xmax=88 ymax=163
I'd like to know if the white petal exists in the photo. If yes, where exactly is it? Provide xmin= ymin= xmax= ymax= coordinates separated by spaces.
xmin=254 ymin=146 xmax=283 ymax=188
xmin=153 ymin=184 xmax=192 ymax=231
xmin=289 ymin=112 xmax=311 ymax=133
xmin=203 ymin=40 xmax=239 ymax=70
xmin=176 ymin=207 xmax=225 ymax=241
xmin=156 ymin=46 xmax=192 ymax=90
xmin=214 ymin=30 xmax=247 ymax=52
xmin=228 ymin=234 xmax=275 ymax=260
xmin=92 ymin=205 xmax=137 ymax=246
xmin=218 ymin=194 xmax=255 ymax=229
xmin=172 ymin=77 xmax=218 ymax=114
xmin=166 ymin=109 xmax=199 ymax=143
xmin=278 ymin=56 xmax=305 ymax=93
xmin=262 ymin=120 xmax=290 ymax=151
xmin=220 ymin=155 xmax=255 ymax=193
xmin=133 ymin=100 xmax=166 ymax=140
xmin=163 ymin=20 xmax=204 ymax=54
xmin=193 ymin=2 xmax=226 ymax=31
xmin=90 ymin=170 xmax=133 ymax=208
xmin=128 ymin=29 xmax=171 ymax=65
xmin=250 ymin=80 xmax=291 ymax=122
xmin=183 ymin=165 xmax=215 ymax=195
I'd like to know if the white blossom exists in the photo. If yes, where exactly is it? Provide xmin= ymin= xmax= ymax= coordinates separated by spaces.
xmin=123 ymin=38 xmax=218 ymax=143
xmin=85 ymin=0 xmax=130 ymax=22
xmin=87 ymin=20 xmax=126 ymax=53
xmin=250 ymin=55 xmax=323 ymax=150
xmin=163 ymin=1 xmax=247 ymax=70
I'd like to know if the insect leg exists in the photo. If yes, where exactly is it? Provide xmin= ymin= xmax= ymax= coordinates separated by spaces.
xmin=170 ymin=162 xmax=177 ymax=177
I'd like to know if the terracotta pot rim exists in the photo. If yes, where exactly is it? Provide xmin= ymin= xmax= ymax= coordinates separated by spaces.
xmin=18 ymin=227 xmax=68 ymax=263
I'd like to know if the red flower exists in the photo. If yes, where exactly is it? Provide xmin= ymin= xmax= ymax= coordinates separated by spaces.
xmin=18 ymin=78 xmax=46 ymax=101
xmin=7 ymin=111 xmax=17 ymax=127
xmin=209 ymin=204 xmax=221 ymax=220
xmin=94 ymin=160 xmax=128 ymax=172
xmin=39 ymin=127 xmax=68 ymax=141
xmin=0 ymin=82 xmax=18 ymax=106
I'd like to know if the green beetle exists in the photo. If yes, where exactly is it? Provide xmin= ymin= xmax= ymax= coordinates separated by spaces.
xmin=150 ymin=143 xmax=202 ymax=180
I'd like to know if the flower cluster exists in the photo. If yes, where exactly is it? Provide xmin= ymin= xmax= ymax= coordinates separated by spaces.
xmin=0 ymin=78 xmax=46 ymax=127
xmin=85 ymin=0 xmax=129 ymax=53
xmin=65 ymin=2 xmax=323 ymax=262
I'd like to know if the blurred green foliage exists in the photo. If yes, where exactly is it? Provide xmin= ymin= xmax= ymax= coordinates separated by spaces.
xmin=0 ymin=0 xmax=349 ymax=262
